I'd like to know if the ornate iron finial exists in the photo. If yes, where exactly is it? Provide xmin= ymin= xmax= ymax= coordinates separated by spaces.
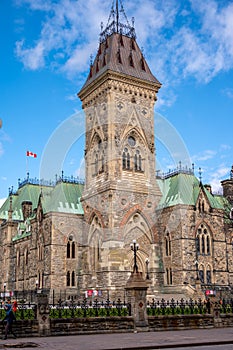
xmin=90 ymin=54 xmax=93 ymax=66
xmin=100 ymin=0 xmax=136 ymax=43
xmin=198 ymin=167 xmax=202 ymax=183
xmin=132 ymin=16 xmax=135 ymax=27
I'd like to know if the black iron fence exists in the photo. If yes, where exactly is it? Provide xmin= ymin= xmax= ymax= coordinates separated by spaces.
xmin=49 ymin=298 xmax=131 ymax=319
xmin=2 ymin=296 xmax=233 ymax=321
xmin=147 ymin=298 xmax=209 ymax=316
xmin=0 ymin=303 xmax=37 ymax=320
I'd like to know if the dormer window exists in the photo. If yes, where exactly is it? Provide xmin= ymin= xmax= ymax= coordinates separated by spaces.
xmin=129 ymin=52 xmax=134 ymax=67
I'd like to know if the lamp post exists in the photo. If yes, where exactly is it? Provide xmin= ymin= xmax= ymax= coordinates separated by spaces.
xmin=145 ymin=258 xmax=150 ymax=280
xmin=3 ymin=283 xmax=6 ymax=301
xmin=130 ymin=239 xmax=139 ymax=273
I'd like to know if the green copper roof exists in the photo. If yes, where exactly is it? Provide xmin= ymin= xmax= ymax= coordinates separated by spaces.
xmin=0 ymin=181 xmax=84 ymax=221
xmin=157 ymin=173 xmax=227 ymax=210
xmin=0 ymin=184 xmax=49 ymax=221
xmin=41 ymin=181 xmax=84 ymax=214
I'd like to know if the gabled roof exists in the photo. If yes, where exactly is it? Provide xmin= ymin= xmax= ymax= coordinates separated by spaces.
xmin=0 ymin=184 xmax=49 ymax=221
xmin=157 ymin=172 xmax=227 ymax=210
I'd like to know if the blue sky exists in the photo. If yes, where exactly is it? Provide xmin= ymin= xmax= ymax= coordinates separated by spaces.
xmin=0 ymin=0 xmax=233 ymax=203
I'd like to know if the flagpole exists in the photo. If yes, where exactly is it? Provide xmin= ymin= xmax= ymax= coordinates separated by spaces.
xmin=26 ymin=152 xmax=28 ymax=176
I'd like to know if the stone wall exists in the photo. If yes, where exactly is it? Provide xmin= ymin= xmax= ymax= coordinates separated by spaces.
xmin=11 ymin=312 xmax=233 ymax=338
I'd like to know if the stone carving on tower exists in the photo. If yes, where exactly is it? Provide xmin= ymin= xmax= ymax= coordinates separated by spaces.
xmin=78 ymin=0 xmax=162 ymax=296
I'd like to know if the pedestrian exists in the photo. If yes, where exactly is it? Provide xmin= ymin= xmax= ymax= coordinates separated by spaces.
xmin=2 ymin=298 xmax=17 ymax=340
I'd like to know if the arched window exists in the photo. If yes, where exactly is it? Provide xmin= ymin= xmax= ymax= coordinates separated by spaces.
xmin=67 ymin=271 xmax=70 ymax=286
xmin=166 ymin=268 xmax=172 ymax=285
xmin=100 ymin=152 xmax=104 ymax=173
xmin=95 ymin=153 xmax=98 ymax=175
xmin=72 ymin=242 xmax=75 ymax=259
xmin=165 ymin=233 xmax=171 ymax=256
xmin=25 ymin=249 xmax=28 ymax=265
xmin=199 ymin=265 xmax=204 ymax=283
xmin=122 ymin=148 xmax=130 ymax=170
xmin=71 ymin=271 xmax=75 ymax=287
xmin=17 ymin=250 xmax=20 ymax=267
xmin=67 ymin=241 xmax=70 ymax=259
xmin=196 ymin=224 xmax=212 ymax=256
xmin=134 ymin=150 xmax=142 ymax=171
xmin=127 ymin=152 xmax=130 ymax=169
xmin=206 ymin=267 xmax=212 ymax=284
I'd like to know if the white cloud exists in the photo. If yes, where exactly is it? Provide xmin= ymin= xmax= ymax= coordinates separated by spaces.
xmin=192 ymin=150 xmax=216 ymax=162
xmin=208 ymin=165 xmax=230 ymax=193
xmin=222 ymin=88 xmax=233 ymax=100
xmin=15 ymin=40 xmax=45 ymax=70
xmin=14 ymin=0 xmax=233 ymax=84
xmin=0 ymin=198 xmax=6 ymax=208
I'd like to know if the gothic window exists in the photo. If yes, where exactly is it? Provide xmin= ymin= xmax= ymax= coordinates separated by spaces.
xmin=201 ymin=235 xmax=205 ymax=254
xmin=196 ymin=224 xmax=212 ymax=256
xmin=17 ymin=250 xmax=20 ymax=267
xmin=71 ymin=271 xmax=75 ymax=287
xmin=122 ymin=148 xmax=130 ymax=170
xmin=199 ymin=268 xmax=204 ymax=283
xmin=165 ymin=233 xmax=171 ymax=256
xmin=127 ymin=152 xmax=130 ymax=169
xmin=67 ymin=239 xmax=75 ymax=259
xmin=95 ymin=153 xmax=98 ymax=175
xmin=206 ymin=235 xmax=210 ymax=254
xmin=67 ymin=241 xmax=70 ymax=259
xmin=206 ymin=268 xmax=212 ymax=284
xmin=122 ymin=135 xmax=144 ymax=173
xmin=100 ymin=152 xmax=104 ymax=173
xmin=166 ymin=268 xmax=172 ymax=285
xmin=128 ymin=136 xmax=136 ymax=146
xmin=67 ymin=271 xmax=70 ymax=287
xmin=134 ymin=150 xmax=142 ymax=171
xmin=202 ymin=201 xmax=205 ymax=212
xmin=25 ymin=249 xmax=28 ymax=265
xmin=71 ymin=242 xmax=75 ymax=259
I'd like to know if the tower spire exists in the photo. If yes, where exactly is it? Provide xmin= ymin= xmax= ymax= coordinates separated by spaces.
xmin=99 ymin=0 xmax=136 ymax=43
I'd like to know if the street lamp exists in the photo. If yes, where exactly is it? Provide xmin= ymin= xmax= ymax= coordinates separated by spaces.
xmin=145 ymin=258 xmax=150 ymax=280
xmin=35 ymin=280 xmax=39 ymax=291
xmin=130 ymin=239 xmax=139 ymax=273
xmin=3 ymin=283 xmax=6 ymax=301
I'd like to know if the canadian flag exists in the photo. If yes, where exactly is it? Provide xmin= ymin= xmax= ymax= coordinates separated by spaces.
xmin=26 ymin=151 xmax=37 ymax=158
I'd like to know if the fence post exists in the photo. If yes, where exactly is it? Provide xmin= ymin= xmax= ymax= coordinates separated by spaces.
xmin=125 ymin=271 xmax=148 ymax=332
xmin=36 ymin=292 xmax=51 ymax=336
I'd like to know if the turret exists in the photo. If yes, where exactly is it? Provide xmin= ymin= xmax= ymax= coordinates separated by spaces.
xmin=221 ymin=165 xmax=233 ymax=205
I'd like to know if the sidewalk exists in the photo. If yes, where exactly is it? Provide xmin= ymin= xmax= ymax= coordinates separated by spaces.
xmin=1 ymin=328 xmax=233 ymax=349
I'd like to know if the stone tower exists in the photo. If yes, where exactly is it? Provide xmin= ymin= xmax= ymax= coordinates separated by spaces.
xmin=221 ymin=165 xmax=233 ymax=206
xmin=78 ymin=1 xmax=162 ymax=296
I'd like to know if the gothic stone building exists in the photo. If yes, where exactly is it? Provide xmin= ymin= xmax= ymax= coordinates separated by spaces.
xmin=1 ymin=3 xmax=233 ymax=302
